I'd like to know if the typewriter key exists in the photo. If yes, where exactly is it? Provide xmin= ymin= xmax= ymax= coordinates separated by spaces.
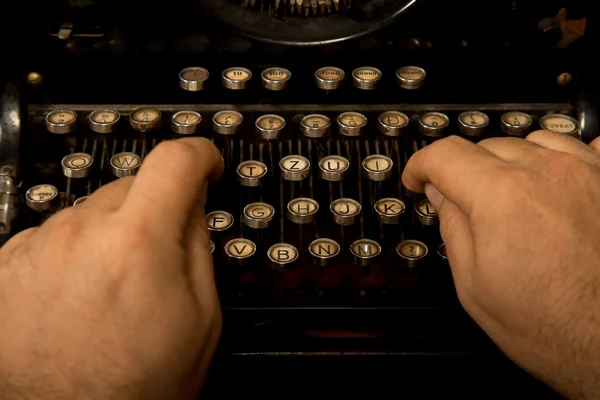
xmin=210 ymin=240 xmax=215 ymax=254
xmin=300 ymin=114 xmax=331 ymax=138
xmin=224 ymin=238 xmax=256 ymax=266
xmin=458 ymin=111 xmax=489 ymax=137
xmin=378 ymin=111 xmax=409 ymax=137
xmin=500 ymin=111 xmax=533 ymax=137
xmin=110 ymin=152 xmax=142 ymax=177
xmin=437 ymin=243 xmax=448 ymax=260
xmin=309 ymin=238 xmax=341 ymax=267
xmin=352 ymin=67 xmax=382 ymax=90
xmin=539 ymin=114 xmax=580 ymax=138
xmin=318 ymin=155 xmax=349 ymax=181
xmin=362 ymin=155 xmax=393 ymax=181
xmin=350 ymin=239 xmax=382 ymax=267
xmin=268 ymin=243 xmax=299 ymax=271
xmin=179 ymin=67 xmax=209 ymax=91
xmin=171 ymin=111 xmax=202 ymax=135
xmin=415 ymin=199 xmax=439 ymax=226
xmin=287 ymin=198 xmax=319 ymax=224
xmin=61 ymin=152 xmax=93 ymax=178
xmin=261 ymin=67 xmax=291 ymax=91
xmin=212 ymin=110 xmax=243 ymax=135
xmin=337 ymin=112 xmax=367 ymax=136
xmin=396 ymin=66 xmax=426 ymax=90
xmin=237 ymin=160 xmax=268 ymax=187
xmin=46 ymin=110 xmax=77 ymax=134
xmin=330 ymin=198 xmax=361 ymax=226
xmin=73 ymin=196 xmax=88 ymax=206
xmin=89 ymin=109 xmax=120 ymax=134
xmin=280 ymin=155 xmax=310 ymax=181
xmin=374 ymin=198 xmax=405 ymax=224
xmin=255 ymin=114 xmax=286 ymax=140
xmin=419 ymin=112 xmax=449 ymax=138
xmin=396 ymin=240 xmax=428 ymax=268
xmin=222 ymin=67 xmax=252 ymax=90
xmin=130 ymin=107 xmax=162 ymax=133
xmin=243 ymin=202 xmax=275 ymax=229
xmin=25 ymin=184 xmax=59 ymax=212
xmin=315 ymin=67 xmax=345 ymax=90
xmin=206 ymin=211 xmax=234 ymax=232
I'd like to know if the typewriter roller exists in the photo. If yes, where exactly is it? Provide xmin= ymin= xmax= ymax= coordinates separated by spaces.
xmin=1 ymin=0 xmax=597 ymax=397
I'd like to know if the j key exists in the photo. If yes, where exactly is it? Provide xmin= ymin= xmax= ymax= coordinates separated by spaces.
xmin=330 ymin=198 xmax=361 ymax=226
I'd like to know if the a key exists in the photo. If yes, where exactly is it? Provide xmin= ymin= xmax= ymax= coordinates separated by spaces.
xmin=318 ymin=155 xmax=349 ymax=181
xmin=458 ymin=111 xmax=489 ymax=137
xmin=110 ymin=152 xmax=142 ymax=177
xmin=350 ymin=238 xmax=381 ymax=267
xmin=261 ymin=67 xmax=291 ymax=91
xmin=330 ymin=198 xmax=361 ymax=226
xmin=179 ymin=67 xmax=209 ymax=91
xmin=243 ymin=202 xmax=275 ymax=229
xmin=224 ymin=238 xmax=256 ymax=265
xmin=287 ymin=198 xmax=319 ymax=224
xmin=46 ymin=110 xmax=77 ymax=134
xmin=280 ymin=155 xmax=310 ymax=181
xmin=267 ymin=243 xmax=299 ymax=271
xmin=378 ymin=111 xmax=409 ymax=137
xmin=309 ymin=238 xmax=341 ymax=267
xmin=130 ymin=107 xmax=162 ymax=133
xmin=539 ymin=113 xmax=580 ymax=138
xmin=396 ymin=240 xmax=429 ymax=268
xmin=315 ymin=66 xmax=344 ymax=90
xmin=415 ymin=198 xmax=439 ymax=226
xmin=352 ymin=66 xmax=382 ymax=90
xmin=206 ymin=211 xmax=235 ymax=233
xmin=25 ymin=184 xmax=59 ymax=212
xmin=500 ymin=111 xmax=533 ymax=137
xmin=89 ymin=109 xmax=120 ymax=134
xmin=212 ymin=110 xmax=243 ymax=135
xmin=419 ymin=112 xmax=449 ymax=138
xmin=300 ymin=114 xmax=331 ymax=138
xmin=222 ymin=67 xmax=252 ymax=90
xmin=396 ymin=66 xmax=426 ymax=90
xmin=255 ymin=114 xmax=286 ymax=140
xmin=374 ymin=198 xmax=405 ymax=224
xmin=237 ymin=160 xmax=268 ymax=187
xmin=337 ymin=112 xmax=367 ymax=137
xmin=171 ymin=111 xmax=202 ymax=135
xmin=362 ymin=155 xmax=393 ymax=181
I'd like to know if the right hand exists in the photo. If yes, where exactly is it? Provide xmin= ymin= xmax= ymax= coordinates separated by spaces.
xmin=402 ymin=131 xmax=600 ymax=399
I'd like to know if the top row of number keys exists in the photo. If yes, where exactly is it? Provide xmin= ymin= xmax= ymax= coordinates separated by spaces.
xmin=179 ymin=66 xmax=426 ymax=92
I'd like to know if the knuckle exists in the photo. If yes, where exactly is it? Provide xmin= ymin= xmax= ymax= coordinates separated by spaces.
xmin=151 ymin=140 xmax=199 ymax=166
xmin=542 ymin=152 xmax=586 ymax=180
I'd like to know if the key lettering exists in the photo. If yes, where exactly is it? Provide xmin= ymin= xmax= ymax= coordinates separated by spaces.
xmin=338 ymin=203 xmax=350 ymax=214
xmin=317 ymin=244 xmax=333 ymax=255
xmin=383 ymin=203 xmax=396 ymax=213
xmin=212 ymin=217 xmax=224 ymax=227
xmin=296 ymin=204 xmax=310 ymax=214
xmin=251 ymin=207 xmax=265 ymax=217
xmin=327 ymin=161 xmax=340 ymax=170
xmin=246 ymin=166 xmax=256 ymax=176
xmin=277 ymin=249 xmax=290 ymax=260
xmin=232 ymin=244 xmax=247 ymax=254
xmin=356 ymin=244 xmax=373 ymax=255
xmin=290 ymin=160 xmax=300 ymax=170
xmin=115 ymin=156 xmax=137 ymax=167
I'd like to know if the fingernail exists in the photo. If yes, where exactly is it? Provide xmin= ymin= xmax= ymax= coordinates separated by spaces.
xmin=425 ymin=183 xmax=445 ymax=210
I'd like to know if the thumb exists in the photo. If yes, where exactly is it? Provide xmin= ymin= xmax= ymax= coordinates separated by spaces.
xmin=425 ymin=183 xmax=475 ymax=281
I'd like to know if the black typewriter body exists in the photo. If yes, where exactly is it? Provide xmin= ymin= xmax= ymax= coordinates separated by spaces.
xmin=1 ymin=0 xmax=598 ymax=398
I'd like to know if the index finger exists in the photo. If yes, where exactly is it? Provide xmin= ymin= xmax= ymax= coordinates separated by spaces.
xmin=401 ymin=136 xmax=503 ymax=215
xmin=121 ymin=137 xmax=224 ymax=234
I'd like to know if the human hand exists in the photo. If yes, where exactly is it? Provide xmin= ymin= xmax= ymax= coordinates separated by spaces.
xmin=402 ymin=131 xmax=600 ymax=399
xmin=0 ymin=138 xmax=224 ymax=400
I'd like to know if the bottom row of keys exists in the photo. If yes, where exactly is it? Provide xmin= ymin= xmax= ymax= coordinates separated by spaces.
xmin=212 ymin=237 xmax=446 ymax=270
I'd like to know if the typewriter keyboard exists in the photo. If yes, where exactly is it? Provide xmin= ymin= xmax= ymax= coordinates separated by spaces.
xmin=19 ymin=60 xmax=578 ymax=346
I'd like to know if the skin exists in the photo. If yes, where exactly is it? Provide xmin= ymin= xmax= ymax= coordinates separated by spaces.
xmin=0 ymin=131 xmax=599 ymax=399
xmin=402 ymin=130 xmax=600 ymax=399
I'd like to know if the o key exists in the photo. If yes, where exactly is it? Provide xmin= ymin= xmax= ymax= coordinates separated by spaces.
xmin=206 ymin=210 xmax=234 ymax=233
xmin=237 ymin=160 xmax=268 ymax=187
xmin=110 ymin=152 xmax=142 ymax=177
xmin=267 ymin=243 xmax=299 ymax=271
xmin=350 ymin=238 xmax=382 ymax=267
xmin=224 ymin=238 xmax=256 ymax=266
xmin=309 ymin=238 xmax=341 ymax=267
xmin=61 ymin=152 xmax=93 ymax=179
xmin=243 ymin=202 xmax=275 ymax=229
xmin=415 ymin=198 xmax=439 ymax=226
xmin=318 ymin=155 xmax=349 ymax=182
xmin=362 ymin=155 xmax=393 ymax=181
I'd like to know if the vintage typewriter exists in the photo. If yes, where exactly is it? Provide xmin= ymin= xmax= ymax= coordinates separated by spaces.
xmin=1 ymin=0 xmax=597 ymax=397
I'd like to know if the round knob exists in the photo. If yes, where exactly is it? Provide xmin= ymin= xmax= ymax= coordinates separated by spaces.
xmin=61 ymin=152 xmax=93 ymax=178
xmin=287 ymin=198 xmax=319 ymax=224
xmin=315 ymin=67 xmax=345 ymax=90
xmin=396 ymin=240 xmax=429 ymax=268
xmin=212 ymin=110 xmax=243 ymax=135
xmin=350 ymin=239 xmax=382 ymax=267
xmin=352 ymin=66 xmax=382 ymax=90
xmin=419 ymin=112 xmax=449 ymax=138
xmin=255 ymin=114 xmax=286 ymax=140
xmin=261 ymin=67 xmax=291 ymax=91
xmin=362 ymin=155 xmax=393 ymax=181
xmin=46 ymin=110 xmax=77 ymax=134
xmin=243 ymin=202 xmax=275 ymax=229
xmin=130 ymin=107 xmax=162 ymax=133
xmin=206 ymin=210 xmax=234 ymax=233
xmin=300 ymin=114 xmax=331 ymax=138
xmin=539 ymin=114 xmax=580 ymax=138
xmin=280 ymin=155 xmax=310 ymax=181
xmin=396 ymin=66 xmax=426 ymax=89
xmin=330 ymin=198 xmax=361 ymax=226
xmin=337 ymin=112 xmax=367 ymax=137
xmin=309 ymin=238 xmax=341 ymax=267
xmin=318 ymin=155 xmax=349 ymax=182
xmin=89 ymin=109 xmax=120 ymax=134
xmin=267 ymin=243 xmax=299 ymax=271
xmin=222 ymin=67 xmax=252 ymax=90
xmin=171 ymin=111 xmax=202 ymax=135
xmin=26 ymin=184 xmax=60 ymax=212
xmin=415 ymin=198 xmax=439 ymax=226
xmin=458 ymin=111 xmax=489 ymax=137
xmin=224 ymin=238 xmax=256 ymax=266
xmin=374 ymin=198 xmax=405 ymax=224
xmin=500 ymin=111 xmax=533 ymax=137
xmin=179 ymin=67 xmax=209 ymax=91
xmin=378 ymin=111 xmax=409 ymax=137
xmin=110 ymin=152 xmax=142 ymax=177
xmin=237 ymin=160 xmax=268 ymax=187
